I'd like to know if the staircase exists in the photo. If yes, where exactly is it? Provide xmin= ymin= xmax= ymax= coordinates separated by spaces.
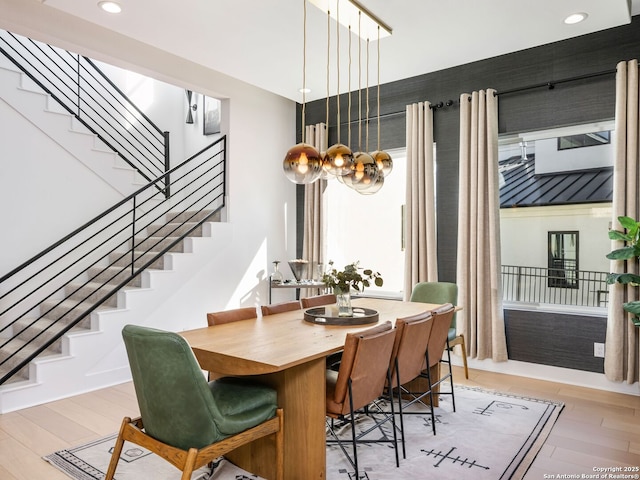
xmin=0 ymin=135 xmax=226 ymax=405
xmin=0 ymin=55 xmax=142 ymax=197
xmin=0 ymin=214 xmax=232 ymax=413
xmin=0 ymin=29 xmax=229 ymax=411
xmin=0 ymin=29 xmax=170 ymax=191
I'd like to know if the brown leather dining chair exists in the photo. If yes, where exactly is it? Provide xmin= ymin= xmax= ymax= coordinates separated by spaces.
xmin=300 ymin=293 xmax=337 ymax=308
xmin=206 ymin=306 xmax=258 ymax=326
xmin=260 ymin=300 xmax=301 ymax=316
xmin=410 ymin=281 xmax=468 ymax=379
xmin=422 ymin=303 xmax=457 ymax=427
xmin=325 ymin=321 xmax=400 ymax=479
xmin=386 ymin=310 xmax=434 ymax=451
xmin=205 ymin=306 xmax=258 ymax=380
xmin=301 ymin=293 xmax=341 ymax=369
xmin=391 ymin=304 xmax=456 ymax=436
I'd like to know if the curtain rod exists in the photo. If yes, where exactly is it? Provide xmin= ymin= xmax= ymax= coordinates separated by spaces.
xmin=331 ymin=67 xmax=619 ymax=127
xmin=494 ymin=68 xmax=616 ymax=97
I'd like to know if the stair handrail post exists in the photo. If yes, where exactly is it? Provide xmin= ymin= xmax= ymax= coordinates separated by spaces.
xmin=76 ymin=53 xmax=81 ymax=118
xmin=131 ymin=195 xmax=137 ymax=276
xmin=164 ymin=131 xmax=171 ymax=198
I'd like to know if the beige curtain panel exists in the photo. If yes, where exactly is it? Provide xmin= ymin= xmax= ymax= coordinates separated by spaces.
xmin=302 ymin=123 xmax=327 ymax=284
xmin=605 ymin=60 xmax=640 ymax=384
xmin=403 ymin=101 xmax=438 ymax=300
xmin=456 ymin=89 xmax=508 ymax=362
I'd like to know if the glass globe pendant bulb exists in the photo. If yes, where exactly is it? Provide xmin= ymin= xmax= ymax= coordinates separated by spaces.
xmin=372 ymin=150 xmax=393 ymax=176
xmin=283 ymin=142 xmax=323 ymax=184
xmin=325 ymin=143 xmax=354 ymax=176
xmin=357 ymin=172 xmax=384 ymax=195
xmin=350 ymin=151 xmax=379 ymax=186
xmin=337 ymin=167 xmax=356 ymax=186
xmin=319 ymin=151 xmax=332 ymax=180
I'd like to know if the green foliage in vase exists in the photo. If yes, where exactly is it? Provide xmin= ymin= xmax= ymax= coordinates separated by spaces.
xmin=606 ymin=216 xmax=640 ymax=326
xmin=322 ymin=260 xmax=383 ymax=294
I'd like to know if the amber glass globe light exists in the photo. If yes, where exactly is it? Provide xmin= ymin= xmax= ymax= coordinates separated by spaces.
xmin=283 ymin=143 xmax=323 ymax=184
xmin=319 ymin=151 xmax=332 ymax=180
xmin=325 ymin=143 xmax=355 ymax=176
xmin=357 ymin=172 xmax=384 ymax=195
xmin=350 ymin=151 xmax=379 ymax=186
xmin=372 ymin=150 xmax=393 ymax=176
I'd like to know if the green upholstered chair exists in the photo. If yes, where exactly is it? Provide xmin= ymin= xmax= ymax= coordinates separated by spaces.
xmin=106 ymin=324 xmax=284 ymax=480
xmin=410 ymin=281 xmax=468 ymax=378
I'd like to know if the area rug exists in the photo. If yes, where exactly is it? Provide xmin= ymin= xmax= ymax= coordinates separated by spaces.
xmin=43 ymin=386 xmax=563 ymax=480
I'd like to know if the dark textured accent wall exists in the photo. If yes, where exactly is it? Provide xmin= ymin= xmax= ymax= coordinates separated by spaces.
xmin=504 ymin=309 xmax=606 ymax=373
xmin=300 ymin=15 xmax=640 ymax=281
xmin=296 ymin=16 xmax=640 ymax=370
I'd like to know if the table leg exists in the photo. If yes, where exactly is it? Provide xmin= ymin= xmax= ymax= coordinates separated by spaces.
xmin=225 ymin=357 xmax=327 ymax=480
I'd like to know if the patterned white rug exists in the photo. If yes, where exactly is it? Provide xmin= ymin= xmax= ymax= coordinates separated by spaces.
xmin=43 ymin=386 xmax=563 ymax=480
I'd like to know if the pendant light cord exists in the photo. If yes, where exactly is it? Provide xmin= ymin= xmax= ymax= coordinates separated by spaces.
xmin=358 ymin=11 xmax=362 ymax=152
xmin=377 ymin=26 xmax=381 ymax=151
xmin=366 ymin=38 xmax=370 ymax=152
xmin=348 ymin=26 xmax=352 ymax=147
xmin=326 ymin=8 xmax=330 ymax=133
xmin=301 ymin=0 xmax=307 ymax=142
xmin=335 ymin=0 xmax=341 ymax=144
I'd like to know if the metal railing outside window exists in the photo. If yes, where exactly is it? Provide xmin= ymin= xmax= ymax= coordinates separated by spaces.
xmin=501 ymin=264 xmax=609 ymax=308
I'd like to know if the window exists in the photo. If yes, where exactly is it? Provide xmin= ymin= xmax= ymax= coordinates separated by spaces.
xmin=548 ymin=231 xmax=579 ymax=289
xmin=557 ymin=131 xmax=610 ymax=150
xmin=324 ymin=148 xmax=407 ymax=297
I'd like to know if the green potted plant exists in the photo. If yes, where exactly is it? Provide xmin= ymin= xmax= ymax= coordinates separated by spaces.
xmin=322 ymin=260 xmax=383 ymax=316
xmin=606 ymin=215 xmax=640 ymax=326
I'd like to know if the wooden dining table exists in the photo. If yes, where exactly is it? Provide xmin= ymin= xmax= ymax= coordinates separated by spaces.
xmin=180 ymin=297 xmax=442 ymax=480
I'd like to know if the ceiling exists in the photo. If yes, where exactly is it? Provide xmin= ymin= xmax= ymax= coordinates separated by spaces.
xmin=41 ymin=0 xmax=640 ymax=102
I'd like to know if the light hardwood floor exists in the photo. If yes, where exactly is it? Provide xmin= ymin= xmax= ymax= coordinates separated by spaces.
xmin=0 ymin=366 xmax=638 ymax=479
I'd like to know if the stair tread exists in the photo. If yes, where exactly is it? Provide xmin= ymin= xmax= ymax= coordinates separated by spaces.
xmin=67 ymin=280 xmax=140 ymax=291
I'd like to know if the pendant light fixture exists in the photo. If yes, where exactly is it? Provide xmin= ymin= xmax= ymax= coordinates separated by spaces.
xmin=370 ymin=25 xmax=392 ymax=177
xmin=283 ymin=0 xmax=323 ymax=185
xmin=292 ymin=0 xmax=392 ymax=192
xmin=349 ymin=15 xmax=379 ymax=191
xmin=318 ymin=6 xmax=333 ymax=180
xmin=358 ymin=25 xmax=389 ymax=195
xmin=325 ymin=0 xmax=354 ymax=177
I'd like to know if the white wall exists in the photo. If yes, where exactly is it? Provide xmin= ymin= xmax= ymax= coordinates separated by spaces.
xmin=0 ymin=97 xmax=123 ymax=273
xmin=93 ymin=61 xmax=224 ymax=164
xmin=0 ymin=1 xmax=299 ymax=320
xmin=500 ymin=203 xmax=613 ymax=273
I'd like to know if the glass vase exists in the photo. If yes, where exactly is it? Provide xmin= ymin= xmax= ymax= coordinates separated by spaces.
xmin=271 ymin=261 xmax=284 ymax=284
xmin=335 ymin=289 xmax=353 ymax=317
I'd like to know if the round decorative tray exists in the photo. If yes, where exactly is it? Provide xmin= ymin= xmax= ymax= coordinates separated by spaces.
xmin=303 ymin=306 xmax=379 ymax=326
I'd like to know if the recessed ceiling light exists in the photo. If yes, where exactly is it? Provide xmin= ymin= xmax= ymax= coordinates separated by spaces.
xmin=299 ymin=88 xmax=311 ymax=94
xmin=98 ymin=1 xmax=122 ymax=14
xmin=564 ymin=12 xmax=588 ymax=25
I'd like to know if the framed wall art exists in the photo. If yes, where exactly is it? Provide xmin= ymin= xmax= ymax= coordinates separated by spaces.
xmin=203 ymin=96 xmax=221 ymax=135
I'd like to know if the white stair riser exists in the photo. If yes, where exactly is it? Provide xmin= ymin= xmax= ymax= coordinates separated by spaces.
xmin=0 ymin=222 xmax=231 ymax=413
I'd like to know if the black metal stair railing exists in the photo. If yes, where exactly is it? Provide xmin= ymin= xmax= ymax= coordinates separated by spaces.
xmin=0 ymin=29 xmax=170 ymax=194
xmin=0 ymin=136 xmax=226 ymax=385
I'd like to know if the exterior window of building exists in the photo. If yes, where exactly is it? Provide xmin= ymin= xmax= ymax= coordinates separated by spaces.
xmin=557 ymin=131 xmax=610 ymax=150
xmin=548 ymin=231 xmax=579 ymax=289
